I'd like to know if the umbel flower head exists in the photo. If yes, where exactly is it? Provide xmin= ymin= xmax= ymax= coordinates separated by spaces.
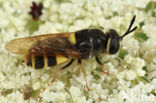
xmin=29 ymin=2 xmax=43 ymax=21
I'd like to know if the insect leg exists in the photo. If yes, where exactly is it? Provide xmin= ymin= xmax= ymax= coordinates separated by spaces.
xmin=95 ymin=56 xmax=103 ymax=65
xmin=78 ymin=59 xmax=90 ymax=91
xmin=42 ymin=59 xmax=74 ymax=92
xmin=95 ymin=56 xmax=109 ymax=75
xmin=51 ymin=68 xmax=61 ymax=83
xmin=50 ymin=59 xmax=74 ymax=84
xmin=61 ymin=59 xmax=75 ymax=69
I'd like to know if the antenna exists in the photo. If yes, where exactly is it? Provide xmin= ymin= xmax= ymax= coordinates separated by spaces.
xmin=120 ymin=15 xmax=137 ymax=39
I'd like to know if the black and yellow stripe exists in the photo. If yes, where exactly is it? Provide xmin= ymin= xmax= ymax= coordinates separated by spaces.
xmin=26 ymin=55 xmax=68 ymax=69
xmin=25 ymin=32 xmax=76 ymax=69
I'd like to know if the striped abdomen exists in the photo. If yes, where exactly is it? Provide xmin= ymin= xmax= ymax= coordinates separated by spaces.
xmin=26 ymin=54 xmax=68 ymax=69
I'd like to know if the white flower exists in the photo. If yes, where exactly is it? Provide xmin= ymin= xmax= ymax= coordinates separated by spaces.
xmin=32 ymin=82 xmax=40 ymax=90
xmin=131 ymin=57 xmax=145 ymax=70
xmin=124 ymin=55 xmax=133 ymax=64
xmin=125 ymin=70 xmax=136 ymax=80
xmin=70 ymin=86 xmax=82 ymax=97
xmin=41 ymin=73 xmax=49 ymax=82
xmin=0 ymin=0 xmax=156 ymax=102
xmin=0 ymin=72 xmax=6 ymax=82
xmin=122 ymin=37 xmax=139 ymax=56
xmin=136 ymin=68 xmax=145 ymax=76
xmin=117 ymin=71 xmax=125 ymax=80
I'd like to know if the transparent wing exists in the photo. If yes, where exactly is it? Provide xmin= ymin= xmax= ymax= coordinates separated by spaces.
xmin=5 ymin=32 xmax=72 ymax=55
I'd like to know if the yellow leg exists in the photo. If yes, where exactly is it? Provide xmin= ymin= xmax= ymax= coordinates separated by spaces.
xmin=96 ymin=56 xmax=109 ymax=75
xmin=99 ymin=64 xmax=109 ymax=75
xmin=42 ymin=68 xmax=61 ymax=92
xmin=78 ymin=64 xmax=90 ymax=91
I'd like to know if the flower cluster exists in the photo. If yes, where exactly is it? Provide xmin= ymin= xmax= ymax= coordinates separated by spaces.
xmin=0 ymin=0 xmax=155 ymax=103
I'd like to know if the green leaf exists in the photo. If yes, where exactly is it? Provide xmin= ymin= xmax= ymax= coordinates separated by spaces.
xmin=64 ymin=72 xmax=72 ymax=87
xmin=139 ymin=21 xmax=145 ymax=27
xmin=91 ymin=71 xmax=101 ymax=80
xmin=113 ymin=11 xmax=119 ymax=16
xmin=133 ymin=32 xmax=149 ymax=42
xmin=138 ymin=76 xmax=151 ymax=83
xmin=151 ymin=89 xmax=156 ymax=96
xmin=1 ymin=89 xmax=13 ymax=96
xmin=142 ymin=66 xmax=147 ymax=72
xmin=105 ymin=16 xmax=112 ymax=20
xmin=56 ymin=0 xmax=71 ymax=3
xmin=94 ymin=74 xmax=101 ymax=81
xmin=144 ymin=1 xmax=156 ymax=17
xmin=29 ymin=90 xmax=40 ymax=99
xmin=132 ymin=79 xmax=139 ymax=86
xmin=95 ymin=67 xmax=102 ymax=72
xmin=152 ymin=11 xmax=156 ymax=17
xmin=83 ymin=89 xmax=89 ymax=100
xmin=119 ymin=49 xmax=128 ymax=59
xmin=145 ymin=1 xmax=156 ymax=12
xmin=27 ymin=19 xmax=41 ymax=34
xmin=108 ymin=89 xmax=113 ymax=94
xmin=105 ymin=11 xmax=119 ymax=20
xmin=139 ymin=52 xmax=143 ymax=58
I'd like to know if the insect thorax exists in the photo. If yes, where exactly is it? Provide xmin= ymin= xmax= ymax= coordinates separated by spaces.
xmin=75 ymin=29 xmax=108 ymax=59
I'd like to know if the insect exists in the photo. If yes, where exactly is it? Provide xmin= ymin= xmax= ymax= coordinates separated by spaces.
xmin=5 ymin=15 xmax=137 ymax=90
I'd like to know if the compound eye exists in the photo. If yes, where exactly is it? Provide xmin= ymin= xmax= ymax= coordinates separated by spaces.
xmin=109 ymin=38 xmax=120 ymax=54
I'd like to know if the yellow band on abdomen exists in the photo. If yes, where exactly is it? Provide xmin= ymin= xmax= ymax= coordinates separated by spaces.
xmin=56 ymin=56 xmax=68 ymax=65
